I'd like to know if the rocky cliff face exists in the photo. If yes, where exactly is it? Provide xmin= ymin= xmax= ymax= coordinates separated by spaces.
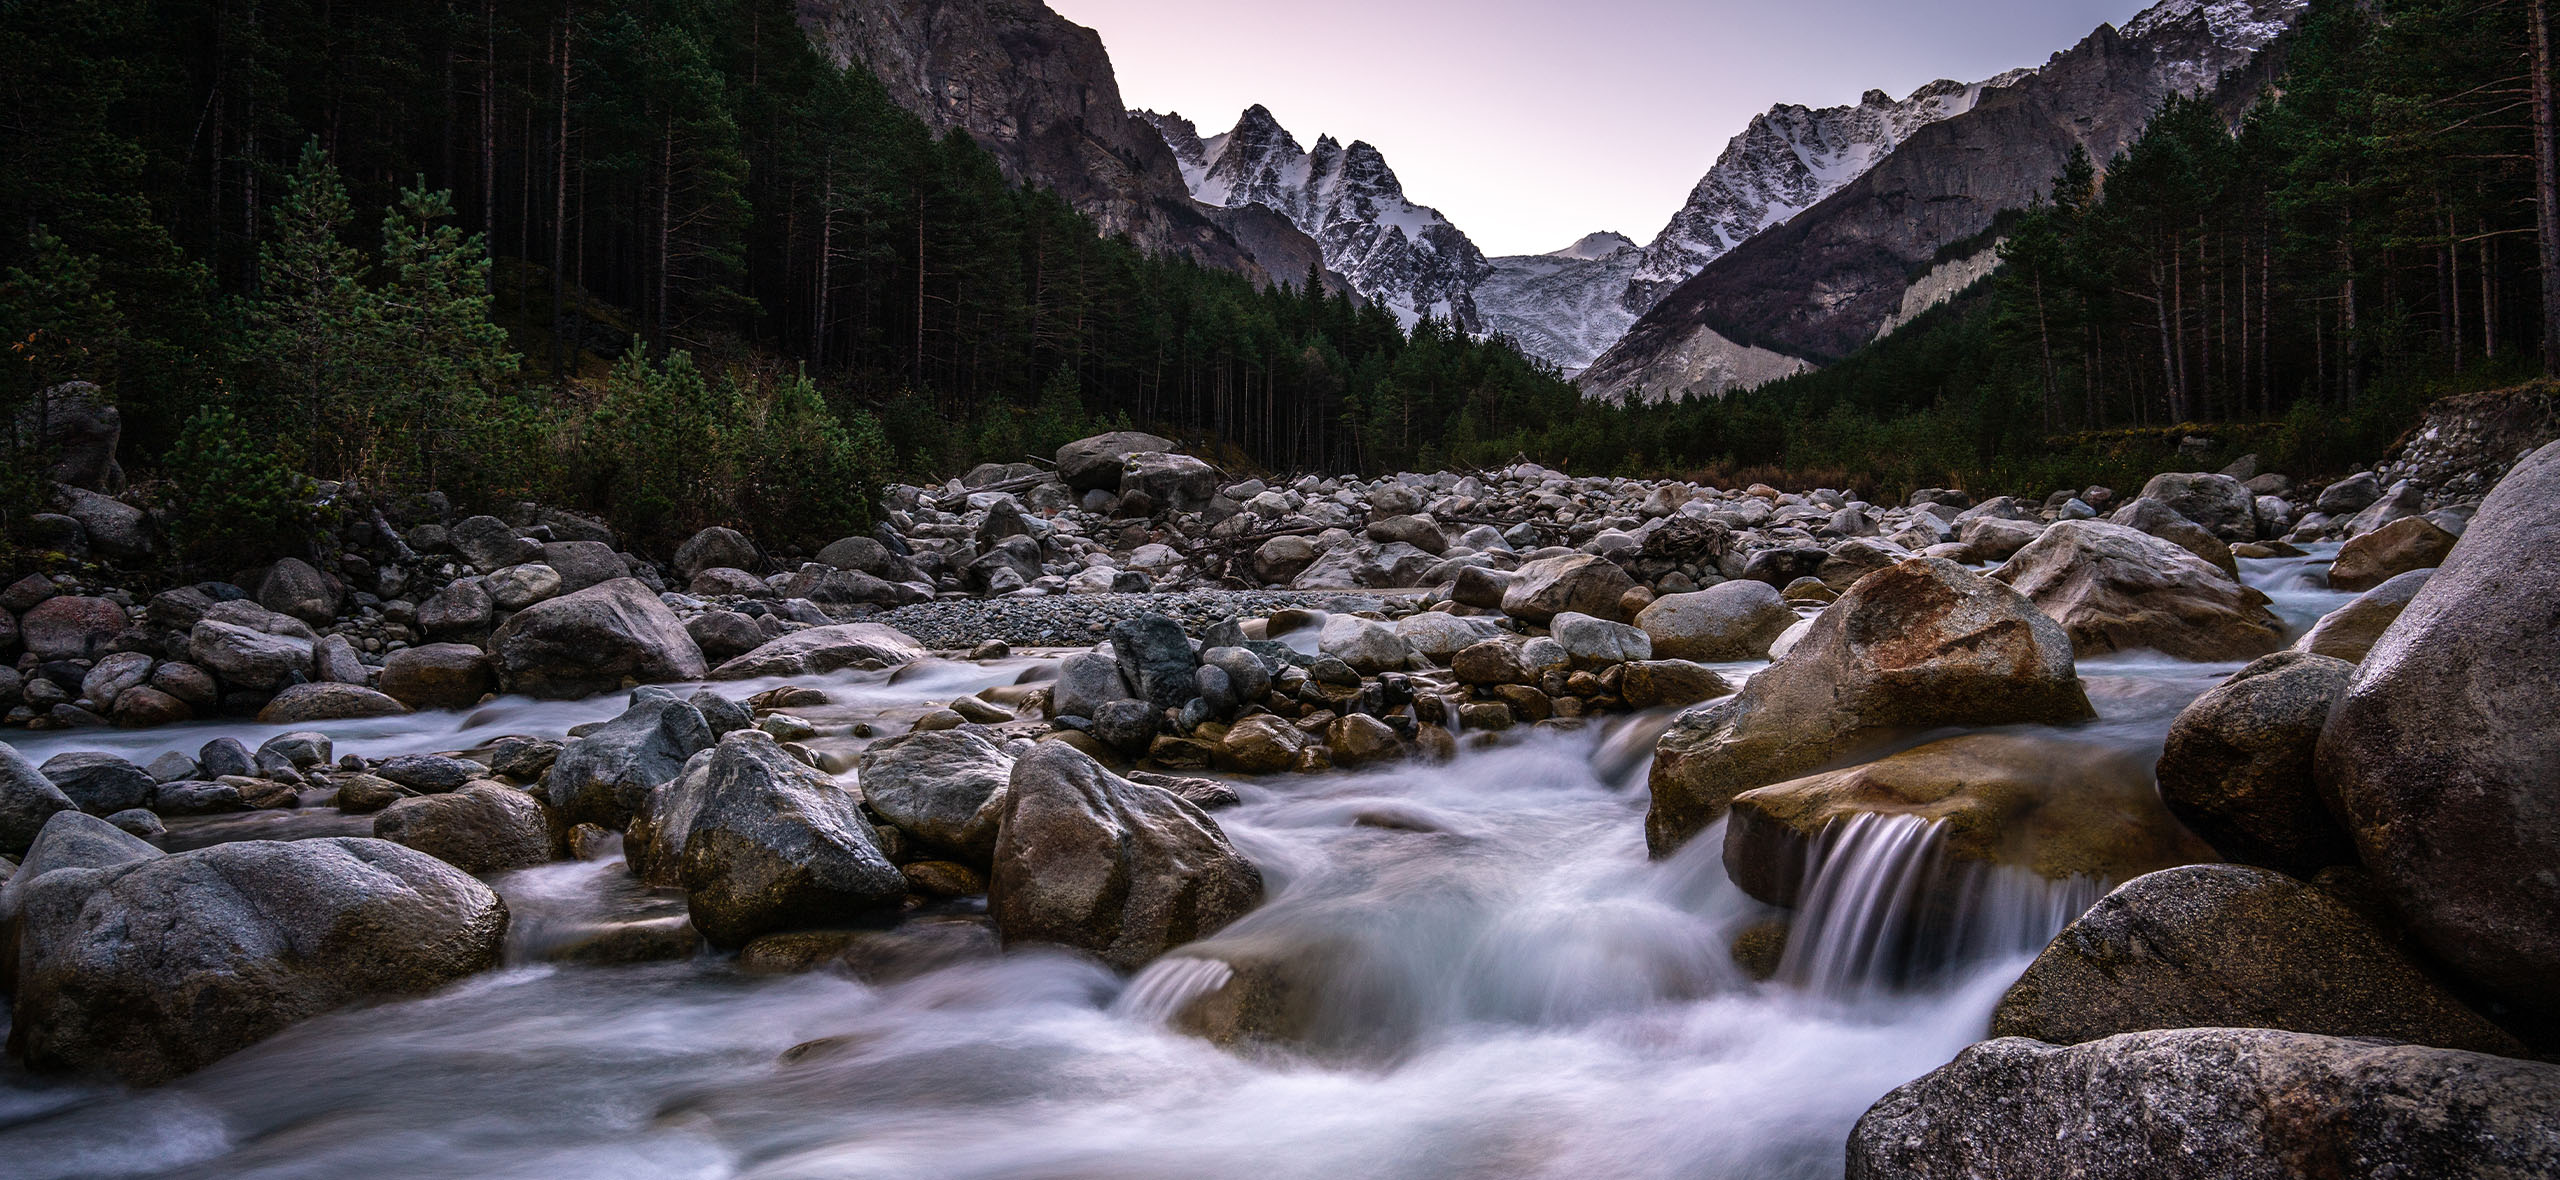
xmin=1580 ymin=0 xmax=2307 ymax=403
xmin=795 ymin=0 xmax=1325 ymax=286
xmin=1145 ymin=107 xmax=1491 ymax=328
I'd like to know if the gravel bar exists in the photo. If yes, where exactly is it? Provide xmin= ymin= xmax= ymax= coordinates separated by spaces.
xmin=871 ymin=589 xmax=1425 ymax=649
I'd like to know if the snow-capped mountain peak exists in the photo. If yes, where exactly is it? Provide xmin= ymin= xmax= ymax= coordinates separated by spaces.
xmin=1550 ymin=232 xmax=1638 ymax=261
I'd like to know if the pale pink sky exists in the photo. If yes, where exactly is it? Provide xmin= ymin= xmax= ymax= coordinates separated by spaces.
xmin=1048 ymin=0 xmax=2158 ymax=256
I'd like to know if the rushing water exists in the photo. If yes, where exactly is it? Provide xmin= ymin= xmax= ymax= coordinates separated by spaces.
xmin=0 ymin=550 xmax=2349 ymax=1179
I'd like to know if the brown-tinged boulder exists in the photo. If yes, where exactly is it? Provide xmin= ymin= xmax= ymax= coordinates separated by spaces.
xmin=1721 ymin=734 xmax=2209 ymax=909
xmin=9 ymin=831 xmax=505 ymax=1083
xmin=1617 ymin=660 xmax=1736 ymax=710
xmin=255 ymin=682 xmax=409 ymax=724
xmin=1635 ymin=580 xmax=1797 ymax=661
xmin=708 ymin=622 xmax=925 ymax=680
xmin=492 ymin=578 xmax=704 ymax=698
xmin=2317 ymin=438 xmax=2560 ymax=1030
xmin=2155 ymin=652 xmax=2356 ymax=876
xmin=378 ymin=643 xmax=497 ymax=711
xmin=1647 ymin=558 xmax=2094 ymax=856
xmin=1216 ymin=715 xmax=1310 ymax=774
xmin=1845 ymin=1030 xmax=2560 ymax=1180
xmin=20 ymin=596 xmax=129 ymax=661
xmin=1993 ymin=519 xmax=2283 ymax=661
xmin=989 ymin=743 xmax=1263 ymax=971
xmin=1991 ymin=864 xmax=2522 ymax=1055
xmin=2294 ymin=568 xmax=2430 ymax=664
xmin=1500 ymin=554 xmax=1638 ymax=623
xmin=2329 ymin=514 xmax=2458 ymax=592
xmin=372 ymin=782 xmax=555 ymax=875
xmin=1450 ymin=639 xmax=1532 ymax=686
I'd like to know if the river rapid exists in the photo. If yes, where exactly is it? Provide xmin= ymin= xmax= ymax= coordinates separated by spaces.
xmin=0 ymin=553 xmax=2351 ymax=1180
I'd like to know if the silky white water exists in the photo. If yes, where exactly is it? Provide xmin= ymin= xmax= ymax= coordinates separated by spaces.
xmin=0 ymin=551 xmax=2347 ymax=1179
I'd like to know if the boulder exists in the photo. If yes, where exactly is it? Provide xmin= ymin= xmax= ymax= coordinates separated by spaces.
xmin=539 ymin=541 xmax=630 ymax=594
xmin=415 ymin=578 xmax=495 ymax=640
xmin=2329 ymin=514 xmax=2458 ymax=591
xmin=1217 ymin=715 xmax=1311 ymax=774
xmin=1549 ymin=611 xmax=1651 ymax=668
xmin=1394 ymin=613 xmax=1504 ymax=662
xmin=2156 ymin=652 xmax=2357 ymax=875
xmin=673 ymin=526 xmax=759 ymax=579
xmin=2315 ymin=472 xmax=2383 ymax=514
xmin=1253 ymin=536 xmax=1318 ymax=584
xmin=543 ymin=691 xmax=714 ymax=828
xmin=493 ymin=578 xmax=706 ymax=698
xmin=1365 ymin=514 xmax=1448 ymax=556
xmin=37 ymin=752 xmax=154 ymax=816
xmin=52 ymin=487 xmax=150 ymax=559
xmin=684 ymin=611 xmax=766 ymax=664
xmin=378 ymin=643 xmax=497 ymax=711
xmin=708 ymin=622 xmax=925 ymax=680
xmin=1 ymin=743 xmax=76 ymax=855
xmin=1649 ymin=558 xmax=2093 ymax=855
xmin=815 ymin=535 xmax=898 ymax=577
xmin=9 ymin=834 xmax=506 ymax=1083
xmin=1844 ymin=1029 xmax=2560 ymax=1180
xmin=1316 ymin=614 xmax=1413 ymax=674
xmin=1992 ymin=865 xmax=2521 ymax=1055
xmin=485 ymin=563 xmax=564 ymax=611
xmin=20 ymin=596 xmax=129 ymax=661
xmin=374 ymin=754 xmax=484 ymax=794
xmin=256 ymin=558 xmax=341 ymax=626
xmin=2317 ymin=439 xmax=2560 ymax=1028
xmin=2137 ymin=471 xmax=2258 ymax=541
xmin=2294 ymin=568 xmax=2429 ymax=663
xmin=1722 ymin=734 xmax=2209 ymax=909
xmin=76 ymin=651 xmax=152 ymax=711
xmin=255 ymin=682 xmax=409 ymax=724
xmin=313 ymin=633 xmax=367 ymax=685
xmin=1451 ymin=565 xmax=1518 ymax=611
xmin=373 ymin=783 xmax=555 ymax=874
xmin=2109 ymin=496 xmax=2239 ymax=578
xmin=855 ymin=728 xmax=1015 ymax=865
xmin=1501 ymin=554 xmax=1638 ymax=623
xmin=1451 ymin=639 xmax=1532 ymax=687
xmin=1120 ymin=452 xmax=1218 ymax=513
xmin=1636 ymin=581 xmax=1797 ymax=661
xmin=449 ymin=514 xmax=538 ymax=573
xmin=1057 ymin=431 xmax=1176 ymax=491
xmin=1993 ymin=519 xmax=2283 ymax=661
xmin=1109 ymin=614 xmax=1199 ymax=710
xmin=676 ymin=732 xmax=906 ymax=948
xmin=989 ymin=743 xmax=1263 ymax=971
xmin=1049 ymin=651 xmax=1135 ymax=720
xmin=1618 ymin=660 xmax=1735 ymax=710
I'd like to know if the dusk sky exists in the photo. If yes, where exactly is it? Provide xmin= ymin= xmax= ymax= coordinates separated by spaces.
xmin=1047 ymin=0 xmax=2162 ymax=256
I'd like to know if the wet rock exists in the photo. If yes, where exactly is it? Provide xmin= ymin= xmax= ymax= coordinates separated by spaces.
xmin=1109 ymin=614 xmax=1199 ymax=710
xmin=1549 ymin=612 xmax=1651 ymax=669
xmin=2317 ymin=439 xmax=2560 ymax=1029
xmin=331 ymin=774 xmax=411 ymax=814
xmin=1723 ymin=734 xmax=2208 ymax=908
xmin=2137 ymin=471 xmax=2258 ymax=541
xmin=313 ymin=634 xmax=368 ymax=685
xmin=2294 ymin=568 xmax=2429 ymax=663
xmin=1092 ymin=699 xmax=1162 ymax=755
xmin=260 ymin=731 xmax=332 ymax=770
xmin=2109 ymin=497 xmax=2239 ymax=579
xmin=1326 ymin=713 xmax=1405 ymax=766
xmin=1217 ymin=715 xmax=1311 ymax=774
xmin=256 ymin=558 xmax=341 ymax=626
xmin=37 ymin=752 xmax=154 ymax=816
xmin=493 ymin=578 xmax=706 ymax=699
xmin=1451 ymin=639 xmax=1531 ymax=687
xmin=1393 ymin=613 xmax=1503 ymax=662
xmin=147 ymin=662 xmax=217 ymax=711
xmin=255 ymin=682 xmax=409 ymax=724
xmin=1317 ymin=614 xmax=1413 ymax=674
xmin=677 ymin=732 xmax=906 ymax=949
xmin=189 ymin=601 xmax=318 ymax=691
xmin=1502 ymin=554 xmax=1638 ymax=623
xmin=1200 ymin=646 xmax=1272 ymax=704
xmin=855 ymin=728 xmax=1014 ymax=865
xmin=373 ymin=782 xmax=555 ymax=875
xmin=1618 ymin=660 xmax=1735 ymax=710
xmin=378 ymin=643 xmax=496 ymax=711
xmin=1 ymin=743 xmax=76 ymax=855
xmin=1057 ymin=431 xmax=1176 ymax=490
xmin=152 ymin=780 xmax=247 ymax=816
xmin=103 ymin=808 xmax=163 ymax=839
xmin=197 ymin=738 xmax=254 ymax=780
xmin=989 ymin=743 xmax=1263 ymax=971
xmin=2156 ymin=652 xmax=2356 ymax=875
xmin=374 ymin=754 xmax=483 ymax=794
xmin=1844 ymin=1029 xmax=2560 ymax=1180
xmin=78 ymin=651 xmax=153 ymax=710
xmin=544 ymin=692 xmax=714 ymax=828
xmin=1636 ymin=580 xmax=1796 ymax=662
xmin=709 ymin=622 xmax=925 ymax=680
xmin=20 ymin=596 xmax=129 ymax=661
xmin=1993 ymin=519 xmax=2283 ymax=662
xmin=109 ymin=683 xmax=188 ymax=728
xmin=1992 ymin=865 xmax=2522 ymax=1055
xmin=1649 ymin=559 xmax=2093 ymax=855
xmin=2329 ymin=514 xmax=2457 ymax=592
xmin=10 ymin=832 xmax=506 ymax=1083
xmin=1049 ymin=651 xmax=1135 ymax=720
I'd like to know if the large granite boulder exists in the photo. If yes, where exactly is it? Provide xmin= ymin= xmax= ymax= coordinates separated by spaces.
xmin=256 ymin=681 xmax=409 ymax=724
xmin=1845 ymin=1029 xmax=2560 ymax=1180
xmin=2295 ymin=568 xmax=2430 ymax=664
xmin=1721 ymin=734 xmax=2210 ymax=909
xmin=256 ymin=557 xmax=341 ymax=626
xmin=372 ymin=782 xmax=556 ymax=875
xmin=1501 ymin=554 xmax=1638 ymax=624
xmin=378 ymin=643 xmax=497 ymax=711
xmin=1993 ymin=519 xmax=2284 ymax=661
xmin=543 ymin=691 xmax=714 ymax=828
xmin=2329 ymin=514 xmax=2458 ymax=592
xmin=675 ymin=732 xmax=906 ymax=948
xmin=1057 ymin=431 xmax=1175 ymax=491
xmin=1635 ymin=580 xmax=1796 ymax=661
xmin=492 ymin=578 xmax=704 ymax=698
xmin=1994 ymin=864 xmax=2523 ymax=1055
xmin=22 ymin=596 xmax=129 ymax=661
xmin=9 ymin=830 xmax=505 ymax=1083
xmin=1647 ymin=558 xmax=2093 ymax=856
xmin=1108 ymin=614 xmax=1198 ymax=710
xmin=1 ymin=743 xmax=76 ymax=855
xmin=2109 ymin=496 xmax=2239 ymax=578
xmin=186 ymin=601 xmax=318 ymax=692
xmin=2316 ymin=439 xmax=2560 ymax=1029
xmin=1120 ymin=451 xmax=1219 ymax=513
xmin=36 ymin=752 xmax=154 ymax=816
xmin=854 ymin=728 xmax=1014 ymax=866
xmin=2137 ymin=471 xmax=2259 ymax=541
xmin=708 ymin=623 xmax=925 ymax=680
xmin=2155 ymin=652 xmax=2356 ymax=875
xmin=990 ymin=743 xmax=1262 ymax=970
xmin=673 ymin=526 xmax=759 ymax=580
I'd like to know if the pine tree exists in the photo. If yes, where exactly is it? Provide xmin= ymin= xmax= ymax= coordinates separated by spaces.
xmin=250 ymin=140 xmax=384 ymax=479
xmin=376 ymin=180 xmax=522 ymax=491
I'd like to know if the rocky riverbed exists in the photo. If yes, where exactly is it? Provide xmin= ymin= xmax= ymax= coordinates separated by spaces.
xmin=3 ymin=405 xmax=2557 ymax=1178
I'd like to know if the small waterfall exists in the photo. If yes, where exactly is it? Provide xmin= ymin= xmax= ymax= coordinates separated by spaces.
xmin=1114 ymin=956 xmax=1235 ymax=1026
xmin=1775 ymin=813 xmax=2100 ymax=998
